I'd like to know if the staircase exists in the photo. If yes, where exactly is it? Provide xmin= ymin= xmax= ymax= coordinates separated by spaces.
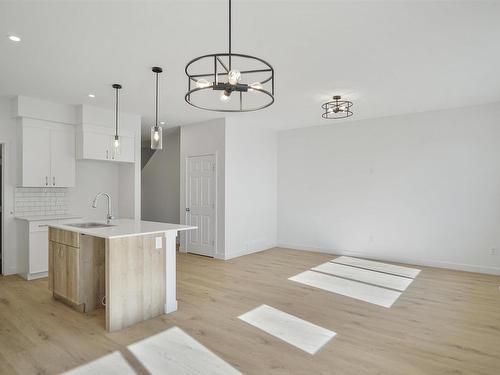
xmin=141 ymin=147 xmax=157 ymax=169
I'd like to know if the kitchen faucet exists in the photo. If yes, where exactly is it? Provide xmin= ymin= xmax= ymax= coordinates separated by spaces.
xmin=91 ymin=192 xmax=114 ymax=224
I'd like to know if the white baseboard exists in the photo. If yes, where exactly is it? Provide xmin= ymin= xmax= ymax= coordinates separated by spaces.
xmin=276 ymin=243 xmax=500 ymax=276
xmin=224 ymin=243 xmax=277 ymax=260
xmin=18 ymin=271 xmax=48 ymax=280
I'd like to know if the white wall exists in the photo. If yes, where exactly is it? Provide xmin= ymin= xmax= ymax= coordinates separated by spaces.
xmin=278 ymin=102 xmax=500 ymax=275
xmin=142 ymin=129 xmax=180 ymax=224
xmin=180 ymin=118 xmax=226 ymax=258
xmin=66 ymin=160 xmax=121 ymax=220
xmin=225 ymin=117 xmax=278 ymax=259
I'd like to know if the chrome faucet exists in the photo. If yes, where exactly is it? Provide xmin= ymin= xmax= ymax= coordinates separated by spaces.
xmin=91 ymin=192 xmax=114 ymax=224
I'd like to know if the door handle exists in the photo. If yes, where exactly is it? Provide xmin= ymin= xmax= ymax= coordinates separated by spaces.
xmin=185 ymin=208 xmax=190 ymax=212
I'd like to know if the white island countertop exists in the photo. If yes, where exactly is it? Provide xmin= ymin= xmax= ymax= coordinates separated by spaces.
xmin=48 ymin=219 xmax=196 ymax=239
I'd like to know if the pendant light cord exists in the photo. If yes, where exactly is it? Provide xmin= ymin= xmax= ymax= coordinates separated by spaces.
xmin=155 ymin=71 xmax=159 ymax=129
xmin=228 ymin=0 xmax=232 ymax=70
xmin=115 ymin=87 xmax=119 ymax=137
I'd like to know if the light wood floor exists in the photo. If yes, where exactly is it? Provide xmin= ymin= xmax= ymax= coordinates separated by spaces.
xmin=1 ymin=248 xmax=500 ymax=374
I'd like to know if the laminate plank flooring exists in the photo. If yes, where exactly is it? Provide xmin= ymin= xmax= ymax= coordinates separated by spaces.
xmin=1 ymin=248 xmax=499 ymax=374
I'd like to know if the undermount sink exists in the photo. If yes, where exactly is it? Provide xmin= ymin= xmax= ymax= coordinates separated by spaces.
xmin=66 ymin=222 xmax=115 ymax=229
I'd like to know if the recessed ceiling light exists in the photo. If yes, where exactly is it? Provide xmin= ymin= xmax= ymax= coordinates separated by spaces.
xmin=160 ymin=121 xmax=165 ymax=125
xmin=88 ymin=93 xmax=95 ymax=98
xmin=8 ymin=34 xmax=21 ymax=42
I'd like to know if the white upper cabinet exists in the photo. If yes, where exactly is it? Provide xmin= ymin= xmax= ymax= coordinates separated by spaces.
xmin=21 ymin=124 xmax=51 ymax=187
xmin=18 ymin=119 xmax=76 ymax=187
xmin=76 ymin=124 xmax=135 ymax=163
xmin=50 ymin=128 xmax=76 ymax=187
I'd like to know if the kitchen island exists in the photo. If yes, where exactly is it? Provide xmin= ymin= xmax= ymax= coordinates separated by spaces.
xmin=47 ymin=219 xmax=196 ymax=332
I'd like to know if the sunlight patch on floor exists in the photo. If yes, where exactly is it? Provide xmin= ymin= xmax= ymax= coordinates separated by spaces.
xmin=312 ymin=261 xmax=414 ymax=291
xmin=289 ymin=270 xmax=402 ymax=308
xmin=238 ymin=304 xmax=336 ymax=355
xmin=127 ymin=326 xmax=242 ymax=375
xmin=331 ymin=256 xmax=421 ymax=278
xmin=61 ymin=351 xmax=136 ymax=375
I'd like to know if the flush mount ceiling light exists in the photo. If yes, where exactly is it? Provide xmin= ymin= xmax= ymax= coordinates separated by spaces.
xmin=112 ymin=84 xmax=122 ymax=153
xmin=150 ymin=67 xmax=163 ymax=150
xmin=88 ymin=93 xmax=95 ymax=98
xmin=7 ymin=34 xmax=21 ymax=42
xmin=184 ymin=0 xmax=274 ymax=112
xmin=321 ymin=95 xmax=353 ymax=119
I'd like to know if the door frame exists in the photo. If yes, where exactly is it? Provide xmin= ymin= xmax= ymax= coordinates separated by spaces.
xmin=0 ymin=143 xmax=4 ymax=275
xmin=183 ymin=153 xmax=217 ymax=257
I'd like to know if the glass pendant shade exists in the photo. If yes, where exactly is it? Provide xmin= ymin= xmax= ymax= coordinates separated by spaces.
xmin=151 ymin=126 xmax=162 ymax=150
xmin=113 ymin=135 xmax=120 ymax=158
xmin=150 ymin=67 xmax=164 ymax=150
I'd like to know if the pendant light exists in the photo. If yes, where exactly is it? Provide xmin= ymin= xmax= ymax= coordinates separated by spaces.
xmin=184 ymin=0 xmax=274 ymax=112
xmin=151 ymin=67 xmax=163 ymax=150
xmin=112 ymin=84 xmax=122 ymax=155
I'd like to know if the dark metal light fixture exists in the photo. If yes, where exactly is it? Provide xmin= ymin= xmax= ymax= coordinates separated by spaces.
xmin=184 ymin=0 xmax=275 ymax=112
xmin=151 ymin=67 xmax=163 ymax=150
xmin=322 ymin=95 xmax=353 ymax=119
xmin=112 ymin=84 xmax=122 ymax=154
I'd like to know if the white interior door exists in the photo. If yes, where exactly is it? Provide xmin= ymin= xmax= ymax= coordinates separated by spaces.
xmin=185 ymin=155 xmax=216 ymax=257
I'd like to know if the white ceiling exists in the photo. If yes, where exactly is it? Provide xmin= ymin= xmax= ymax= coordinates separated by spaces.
xmin=1 ymin=0 xmax=500 ymax=139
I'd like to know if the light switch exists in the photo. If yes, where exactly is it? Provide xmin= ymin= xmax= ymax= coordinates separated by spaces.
xmin=155 ymin=236 xmax=163 ymax=249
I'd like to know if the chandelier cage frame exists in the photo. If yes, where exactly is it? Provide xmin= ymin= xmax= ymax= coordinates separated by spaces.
xmin=184 ymin=0 xmax=275 ymax=112
xmin=321 ymin=95 xmax=354 ymax=119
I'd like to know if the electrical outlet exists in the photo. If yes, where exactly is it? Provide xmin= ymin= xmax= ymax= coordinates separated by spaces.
xmin=489 ymin=248 xmax=497 ymax=256
xmin=155 ymin=237 xmax=163 ymax=249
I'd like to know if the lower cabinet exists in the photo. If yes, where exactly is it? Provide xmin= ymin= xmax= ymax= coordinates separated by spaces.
xmin=50 ymin=242 xmax=79 ymax=304
xmin=48 ymin=228 xmax=105 ymax=312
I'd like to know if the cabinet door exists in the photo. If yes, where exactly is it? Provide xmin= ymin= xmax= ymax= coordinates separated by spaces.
xmin=65 ymin=245 xmax=80 ymax=303
xmin=53 ymin=243 xmax=67 ymax=297
xmin=83 ymin=131 xmax=110 ymax=161
xmin=50 ymin=129 xmax=76 ymax=187
xmin=52 ymin=243 xmax=80 ymax=303
xmin=22 ymin=126 xmax=51 ymax=187
xmin=29 ymin=230 xmax=49 ymax=274
xmin=48 ymin=241 xmax=54 ymax=291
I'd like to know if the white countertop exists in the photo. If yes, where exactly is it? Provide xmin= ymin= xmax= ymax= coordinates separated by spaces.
xmin=14 ymin=214 xmax=83 ymax=222
xmin=48 ymin=219 xmax=196 ymax=239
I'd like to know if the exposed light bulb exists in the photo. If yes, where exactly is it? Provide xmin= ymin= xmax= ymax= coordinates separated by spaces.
xmin=8 ymin=34 xmax=21 ymax=42
xmin=196 ymin=78 xmax=212 ymax=88
xmin=249 ymin=82 xmax=263 ymax=91
xmin=220 ymin=90 xmax=231 ymax=102
xmin=113 ymin=137 xmax=120 ymax=149
xmin=151 ymin=125 xmax=163 ymax=150
xmin=227 ymin=69 xmax=241 ymax=85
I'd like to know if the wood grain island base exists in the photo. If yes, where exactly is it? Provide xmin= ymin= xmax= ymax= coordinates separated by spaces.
xmin=48 ymin=219 xmax=196 ymax=332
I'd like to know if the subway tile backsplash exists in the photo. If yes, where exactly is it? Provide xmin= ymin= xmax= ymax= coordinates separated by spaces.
xmin=15 ymin=187 xmax=68 ymax=217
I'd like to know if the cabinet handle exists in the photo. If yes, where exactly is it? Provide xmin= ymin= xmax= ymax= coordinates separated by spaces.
xmin=38 ymin=224 xmax=48 ymax=228
xmin=106 ymin=150 xmax=109 ymax=159
xmin=53 ymin=176 xmax=56 ymax=186
xmin=45 ymin=176 xmax=48 ymax=186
